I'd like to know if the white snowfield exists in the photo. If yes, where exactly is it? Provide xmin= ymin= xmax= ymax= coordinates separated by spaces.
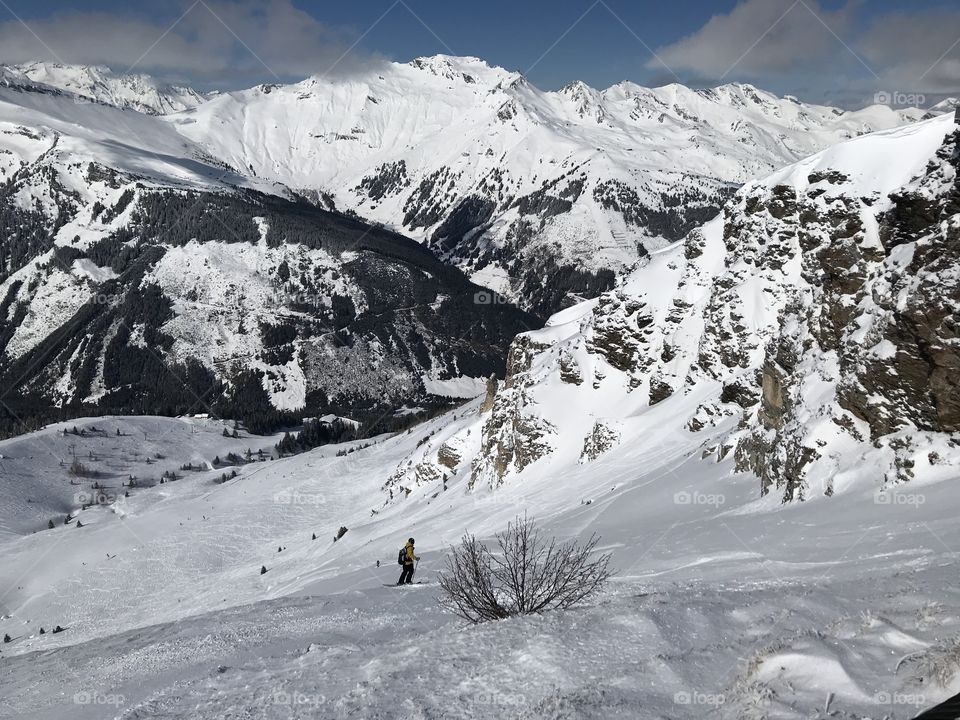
xmin=15 ymin=62 xmax=208 ymax=115
xmin=1 ymin=405 xmax=958 ymax=720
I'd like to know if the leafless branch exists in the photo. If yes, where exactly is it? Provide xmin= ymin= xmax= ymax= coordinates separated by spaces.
xmin=438 ymin=515 xmax=612 ymax=623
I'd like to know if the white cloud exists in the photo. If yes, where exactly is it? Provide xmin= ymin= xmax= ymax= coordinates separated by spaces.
xmin=0 ymin=0 xmax=385 ymax=83
xmin=645 ymin=0 xmax=959 ymax=106
xmin=857 ymin=11 xmax=960 ymax=94
xmin=648 ymin=0 xmax=858 ymax=80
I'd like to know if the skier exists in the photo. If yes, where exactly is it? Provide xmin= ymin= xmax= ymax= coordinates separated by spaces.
xmin=397 ymin=537 xmax=419 ymax=585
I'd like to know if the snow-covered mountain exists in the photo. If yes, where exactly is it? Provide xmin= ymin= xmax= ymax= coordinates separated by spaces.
xmin=4 ymin=108 xmax=960 ymax=712
xmin=0 ymin=73 xmax=537 ymax=431
xmin=1 ymin=56 xmax=952 ymax=318
xmin=0 ymin=56 xmax=954 ymax=430
xmin=13 ymin=62 xmax=208 ymax=115
xmin=167 ymin=55 xmax=939 ymax=315
xmin=2 ymin=114 xmax=960 ymax=720
xmin=2 ymin=404 xmax=959 ymax=718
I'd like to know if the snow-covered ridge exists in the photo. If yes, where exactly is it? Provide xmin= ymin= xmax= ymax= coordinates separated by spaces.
xmin=0 ymin=68 xmax=539 ymax=421
xmin=165 ymin=55 xmax=950 ymax=315
xmin=13 ymin=62 xmax=208 ymax=115
xmin=0 ymin=55 xmax=954 ymax=316
xmin=0 ymin=55 xmax=956 ymax=423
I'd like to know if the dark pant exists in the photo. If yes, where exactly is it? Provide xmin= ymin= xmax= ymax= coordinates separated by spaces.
xmin=398 ymin=563 xmax=415 ymax=584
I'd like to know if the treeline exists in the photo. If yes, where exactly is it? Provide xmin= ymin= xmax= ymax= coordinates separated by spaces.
xmin=0 ymin=199 xmax=55 ymax=284
xmin=274 ymin=396 xmax=465 ymax=456
xmin=593 ymin=180 xmax=737 ymax=241
xmin=517 ymin=255 xmax=615 ymax=319
xmin=276 ymin=418 xmax=358 ymax=455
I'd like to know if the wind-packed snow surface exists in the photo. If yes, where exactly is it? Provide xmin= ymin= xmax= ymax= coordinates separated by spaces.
xmin=2 ymin=114 xmax=960 ymax=719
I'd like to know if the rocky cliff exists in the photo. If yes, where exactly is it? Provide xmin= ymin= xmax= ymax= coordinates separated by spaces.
xmin=427 ymin=113 xmax=960 ymax=502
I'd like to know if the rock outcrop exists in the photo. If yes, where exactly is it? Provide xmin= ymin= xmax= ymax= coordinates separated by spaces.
xmin=467 ymin=114 xmax=960 ymax=500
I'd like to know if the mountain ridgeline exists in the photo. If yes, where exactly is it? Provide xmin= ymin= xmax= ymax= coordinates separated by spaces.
xmin=0 ymin=57 xmax=954 ymax=441
xmin=167 ymin=55 xmax=940 ymax=316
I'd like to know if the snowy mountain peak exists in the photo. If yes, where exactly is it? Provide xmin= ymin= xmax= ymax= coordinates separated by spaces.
xmin=163 ymin=56 xmax=952 ymax=317
xmin=12 ymin=61 xmax=208 ymax=114
xmin=407 ymin=54 xmax=504 ymax=85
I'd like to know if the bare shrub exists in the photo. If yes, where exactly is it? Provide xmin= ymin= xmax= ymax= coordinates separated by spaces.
xmin=438 ymin=515 xmax=612 ymax=623
xmin=915 ymin=636 xmax=960 ymax=687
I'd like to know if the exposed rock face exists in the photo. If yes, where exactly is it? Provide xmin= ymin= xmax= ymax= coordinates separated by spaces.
xmin=479 ymin=374 xmax=499 ymax=413
xmin=580 ymin=421 xmax=621 ymax=462
xmin=471 ymin=335 xmax=556 ymax=489
xmin=586 ymin=293 xmax=648 ymax=374
xmin=758 ymin=362 xmax=787 ymax=430
xmin=467 ymin=115 xmax=960 ymax=500
xmin=559 ymin=352 xmax=584 ymax=385
xmin=436 ymin=442 xmax=461 ymax=470
xmin=648 ymin=378 xmax=673 ymax=405
xmin=728 ymin=127 xmax=960 ymax=499
xmin=840 ymin=135 xmax=960 ymax=436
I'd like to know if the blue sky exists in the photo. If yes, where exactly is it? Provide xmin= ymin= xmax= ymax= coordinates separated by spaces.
xmin=0 ymin=0 xmax=957 ymax=106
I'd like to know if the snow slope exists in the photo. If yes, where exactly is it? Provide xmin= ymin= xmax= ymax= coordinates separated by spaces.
xmin=1 ymin=400 xmax=959 ymax=719
xmin=0 ymin=415 xmax=285 ymax=539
